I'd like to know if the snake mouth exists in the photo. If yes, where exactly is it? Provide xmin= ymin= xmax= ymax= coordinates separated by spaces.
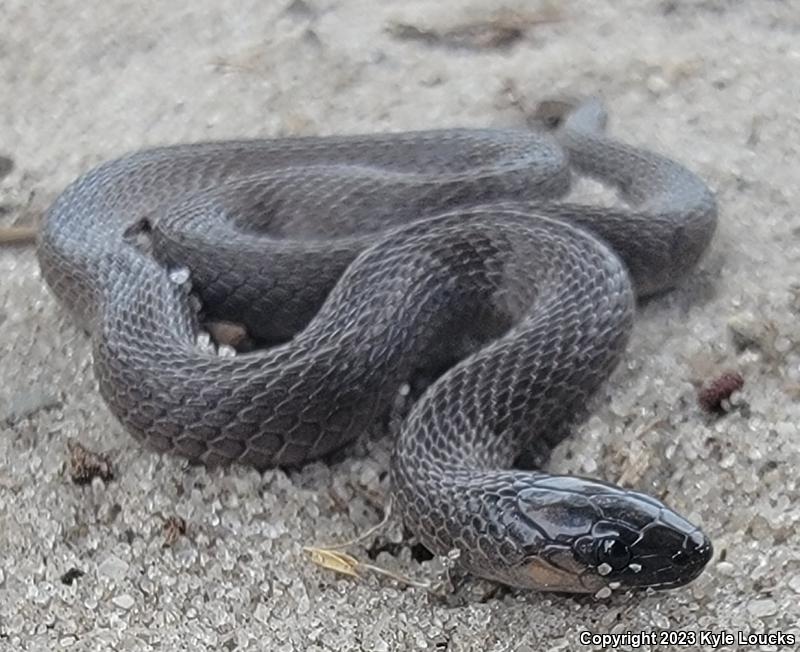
xmin=520 ymin=555 xmax=596 ymax=593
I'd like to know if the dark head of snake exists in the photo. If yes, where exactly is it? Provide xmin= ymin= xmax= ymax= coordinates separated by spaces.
xmin=494 ymin=476 xmax=711 ymax=593
xmin=37 ymin=98 xmax=716 ymax=594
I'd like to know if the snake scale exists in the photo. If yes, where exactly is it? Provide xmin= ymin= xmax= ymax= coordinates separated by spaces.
xmin=38 ymin=98 xmax=716 ymax=593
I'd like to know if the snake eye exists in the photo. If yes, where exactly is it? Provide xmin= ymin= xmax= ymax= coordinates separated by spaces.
xmin=595 ymin=537 xmax=631 ymax=570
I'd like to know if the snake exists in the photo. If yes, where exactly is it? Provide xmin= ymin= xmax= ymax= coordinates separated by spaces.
xmin=37 ymin=98 xmax=716 ymax=594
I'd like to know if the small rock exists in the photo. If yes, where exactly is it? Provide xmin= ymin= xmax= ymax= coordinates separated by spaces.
xmin=372 ymin=639 xmax=389 ymax=652
xmin=747 ymin=598 xmax=777 ymax=618
xmin=253 ymin=602 xmax=271 ymax=625
xmin=646 ymin=73 xmax=670 ymax=95
xmin=97 ymin=554 xmax=129 ymax=581
xmin=716 ymin=561 xmax=735 ymax=576
xmin=112 ymin=594 xmax=135 ymax=610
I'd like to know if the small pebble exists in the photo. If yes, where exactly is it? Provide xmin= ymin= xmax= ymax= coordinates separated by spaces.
xmin=747 ymin=598 xmax=778 ymax=618
xmin=253 ymin=603 xmax=270 ymax=625
xmin=112 ymin=594 xmax=135 ymax=610
xmin=372 ymin=639 xmax=389 ymax=652
xmin=716 ymin=561 xmax=735 ymax=576
xmin=646 ymin=73 xmax=670 ymax=95
xmin=97 ymin=555 xmax=129 ymax=581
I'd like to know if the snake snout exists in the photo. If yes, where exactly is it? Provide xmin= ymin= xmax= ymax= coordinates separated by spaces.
xmin=570 ymin=490 xmax=713 ymax=592
xmin=623 ymin=520 xmax=713 ymax=591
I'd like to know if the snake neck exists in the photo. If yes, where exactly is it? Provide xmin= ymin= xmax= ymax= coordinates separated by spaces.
xmin=391 ymin=237 xmax=635 ymax=584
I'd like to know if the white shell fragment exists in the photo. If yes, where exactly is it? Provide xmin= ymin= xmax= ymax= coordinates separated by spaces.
xmin=594 ymin=586 xmax=613 ymax=599
xmin=597 ymin=563 xmax=612 ymax=576
xmin=168 ymin=266 xmax=191 ymax=285
xmin=218 ymin=344 xmax=237 ymax=358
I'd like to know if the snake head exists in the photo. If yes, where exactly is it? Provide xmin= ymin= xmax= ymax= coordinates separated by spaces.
xmin=509 ymin=475 xmax=712 ymax=594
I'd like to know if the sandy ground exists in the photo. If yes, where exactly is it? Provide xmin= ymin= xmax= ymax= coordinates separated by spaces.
xmin=1 ymin=0 xmax=799 ymax=650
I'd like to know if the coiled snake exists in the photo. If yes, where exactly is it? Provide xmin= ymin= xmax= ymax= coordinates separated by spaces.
xmin=38 ymin=99 xmax=716 ymax=593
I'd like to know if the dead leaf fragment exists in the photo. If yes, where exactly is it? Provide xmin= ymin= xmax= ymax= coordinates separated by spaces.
xmin=304 ymin=547 xmax=362 ymax=579
xmin=386 ymin=6 xmax=561 ymax=51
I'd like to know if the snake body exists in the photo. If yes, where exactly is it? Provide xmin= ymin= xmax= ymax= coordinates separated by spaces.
xmin=38 ymin=99 xmax=716 ymax=592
